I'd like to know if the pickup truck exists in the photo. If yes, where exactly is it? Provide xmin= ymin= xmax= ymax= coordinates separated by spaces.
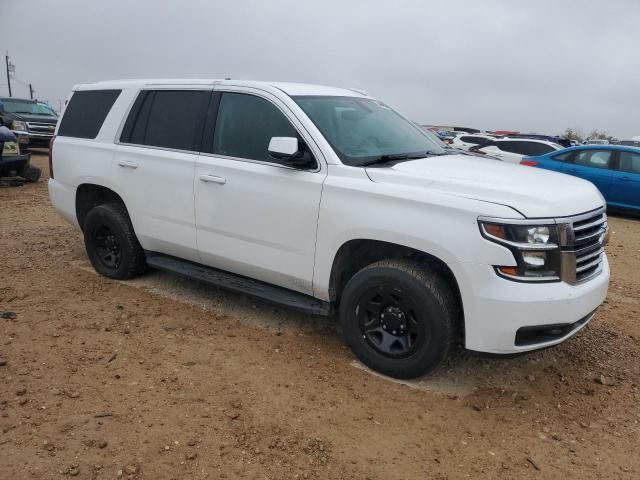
xmin=0 ymin=97 xmax=58 ymax=153
xmin=48 ymin=79 xmax=610 ymax=378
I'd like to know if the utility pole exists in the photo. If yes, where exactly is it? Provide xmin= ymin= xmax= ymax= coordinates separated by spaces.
xmin=5 ymin=53 xmax=12 ymax=97
xmin=29 ymin=83 xmax=34 ymax=99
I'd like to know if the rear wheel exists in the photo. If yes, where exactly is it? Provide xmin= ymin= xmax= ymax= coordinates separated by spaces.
xmin=83 ymin=203 xmax=147 ymax=279
xmin=339 ymin=259 xmax=457 ymax=379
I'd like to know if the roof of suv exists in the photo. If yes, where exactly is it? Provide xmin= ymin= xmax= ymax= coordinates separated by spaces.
xmin=74 ymin=79 xmax=370 ymax=98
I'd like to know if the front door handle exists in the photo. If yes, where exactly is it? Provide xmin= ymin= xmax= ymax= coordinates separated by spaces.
xmin=117 ymin=160 xmax=138 ymax=169
xmin=199 ymin=174 xmax=226 ymax=185
xmin=619 ymin=176 xmax=632 ymax=182
xmin=567 ymin=168 xmax=578 ymax=173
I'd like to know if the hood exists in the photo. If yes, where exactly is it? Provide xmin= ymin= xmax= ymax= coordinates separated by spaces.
xmin=365 ymin=154 xmax=604 ymax=218
xmin=11 ymin=113 xmax=58 ymax=123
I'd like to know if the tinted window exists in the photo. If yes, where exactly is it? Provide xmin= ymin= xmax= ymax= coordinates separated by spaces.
xmin=58 ymin=90 xmax=121 ymax=139
xmin=519 ymin=142 xmax=556 ymax=155
xmin=497 ymin=141 xmax=526 ymax=154
xmin=124 ymin=90 xmax=210 ymax=151
xmin=618 ymin=151 xmax=640 ymax=174
xmin=213 ymin=93 xmax=298 ymax=163
xmin=500 ymin=141 xmax=555 ymax=156
xmin=573 ymin=150 xmax=612 ymax=169
xmin=460 ymin=136 xmax=487 ymax=145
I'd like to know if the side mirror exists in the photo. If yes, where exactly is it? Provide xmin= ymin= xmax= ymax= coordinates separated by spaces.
xmin=268 ymin=137 xmax=315 ymax=169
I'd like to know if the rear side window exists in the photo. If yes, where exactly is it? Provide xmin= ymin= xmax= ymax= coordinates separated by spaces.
xmin=618 ymin=151 xmax=640 ymax=173
xmin=574 ymin=150 xmax=612 ymax=169
xmin=524 ymin=142 xmax=556 ymax=155
xmin=497 ymin=141 xmax=526 ymax=154
xmin=120 ymin=90 xmax=210 ymax=152
xmin=460 ymin=135 xmax=486 ymax=145
xmin=58 ymin=90 xmax=121 ymax=139
xmin=211 ymin=92 xmax=298 ymax=163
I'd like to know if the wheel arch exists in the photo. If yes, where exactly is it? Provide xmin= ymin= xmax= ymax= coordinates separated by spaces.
xmin=327 ymin=239 xmax=464 ymax=336
xmin=75 ymin=183 xmax=129 ymax=231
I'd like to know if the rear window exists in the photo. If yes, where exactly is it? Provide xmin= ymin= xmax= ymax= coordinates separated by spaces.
xmin=58 ymin=90 xmax=121 ymax=139
xmin=120 ymin=90 xmax=210 ymax=151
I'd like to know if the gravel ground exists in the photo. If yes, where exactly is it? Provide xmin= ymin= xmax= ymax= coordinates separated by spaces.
xmin=1 ymin=153 xmax=639 ymax=479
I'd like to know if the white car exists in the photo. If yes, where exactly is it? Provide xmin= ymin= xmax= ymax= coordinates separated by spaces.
xmin=450 ymin=133 xmax=495 ymax=151
xmin=471 ymin=138 xmax=563 ymax=164
xmin=48 ymin=79 xmax=609 ymax=378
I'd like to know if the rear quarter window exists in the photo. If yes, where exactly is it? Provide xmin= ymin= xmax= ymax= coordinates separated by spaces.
xmin=58 ymin=90 xmax=121 ymax=139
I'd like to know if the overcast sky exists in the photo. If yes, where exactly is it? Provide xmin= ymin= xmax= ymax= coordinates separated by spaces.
xmin=1 ymin=0 xmax=638 ymax=138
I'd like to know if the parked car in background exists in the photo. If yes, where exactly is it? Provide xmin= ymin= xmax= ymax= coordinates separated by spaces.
xmin=615 ymin=139 xmax=640 ymax=148
xmin=0 ymin=97 xmax=58 ymax=153
xmin=0 ymin=125 xmax=42 ymax=181
xmin=470 ymin=138 xmax=562 ymax=164
xmin=450 ymin=133 xmax=495 ymax=151
xmin=521 ymin=145 xmax=640 ymax=212
xmin=584 ymin=139 xmax=609 ymax=145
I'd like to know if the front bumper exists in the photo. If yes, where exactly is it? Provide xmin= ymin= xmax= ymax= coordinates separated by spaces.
xmin=459 ymin=255 xmax=609 ymax=354
xmin=0 ymin=153 xmax=30 ymax=175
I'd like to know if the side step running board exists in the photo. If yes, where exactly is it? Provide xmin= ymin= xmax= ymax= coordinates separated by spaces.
xmin=145 ymin=252 xmax=331 ymax=316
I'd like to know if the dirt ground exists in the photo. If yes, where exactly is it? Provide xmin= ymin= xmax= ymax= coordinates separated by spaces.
xmin=1 ymin=153 xmax=639 ymax=480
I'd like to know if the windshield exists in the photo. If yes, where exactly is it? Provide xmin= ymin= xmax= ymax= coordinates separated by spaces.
xmin=1 ymin=100 xmax=57 ymax=116
xmin=294 ymin=96 xmax=444 ymax=166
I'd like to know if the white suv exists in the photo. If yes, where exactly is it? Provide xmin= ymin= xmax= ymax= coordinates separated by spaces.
xmin=450 ymin=133 xmax=495 ymax=151
xmin=48 ymin=79 xmax=609 ymax=378
xmin=471 ymin=138 xmax=563 ymax=163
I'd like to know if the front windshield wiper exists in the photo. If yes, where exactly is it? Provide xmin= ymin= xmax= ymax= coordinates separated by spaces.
xmin=360 ymin=151 xmax=445 ymax=167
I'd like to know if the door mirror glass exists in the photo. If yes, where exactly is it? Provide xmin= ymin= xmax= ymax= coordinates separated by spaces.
xmin=268 ymin=137 xmax=300 ymax=158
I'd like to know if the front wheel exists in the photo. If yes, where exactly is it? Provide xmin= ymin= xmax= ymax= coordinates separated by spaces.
xmin=83 ymin=203 xmax=147 ymax=279
xmin=18 ymin=164 xmax=41 ymax=182
xmin=339 ymin=259 xmax=458 ymax=379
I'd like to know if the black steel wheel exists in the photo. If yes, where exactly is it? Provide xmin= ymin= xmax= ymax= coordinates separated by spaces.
xmin=93 ymin=225 xmax=122 ymax=270
xmin=357 ymin=285 xmax=425 ymax=358
xmin=340 ymin=259 xmax=458 ymax=379
xmin=83 ymin=203 xmax=147 ymax=280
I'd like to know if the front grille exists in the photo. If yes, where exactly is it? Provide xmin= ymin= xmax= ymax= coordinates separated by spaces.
xmin=562 ymin=209 xmax=607 ymax=283
xmin=26 ymin=122 xmax=56 ymax=136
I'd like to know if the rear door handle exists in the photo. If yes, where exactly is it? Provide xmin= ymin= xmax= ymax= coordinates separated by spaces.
xmin=619 ymin=176 xmax=632 ymax=182
xmin=117 ymin=160 xmax=138 ymax=169
xmin=567 ymin=168 xmax=578 ymax=173
xmin=199 ymin=174 xmax=226 ymax=185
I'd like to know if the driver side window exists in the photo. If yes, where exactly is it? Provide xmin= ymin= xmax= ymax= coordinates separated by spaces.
xmin=212 ymin=93 xmax=300 ymax=165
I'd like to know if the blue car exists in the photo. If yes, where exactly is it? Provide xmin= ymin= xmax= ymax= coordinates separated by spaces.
xmin=522 ymin=145 xmax=640 ymax=212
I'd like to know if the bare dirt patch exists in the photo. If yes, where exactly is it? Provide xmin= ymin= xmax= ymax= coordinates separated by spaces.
xmin=1 ymin=154 xmax=639 ymax=479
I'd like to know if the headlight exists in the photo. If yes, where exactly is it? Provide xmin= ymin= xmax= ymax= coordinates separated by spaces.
xmin=12 ymin=120 xmax=28 ymax=132
xmin=479 ymin=220 xmax=561 ymax=282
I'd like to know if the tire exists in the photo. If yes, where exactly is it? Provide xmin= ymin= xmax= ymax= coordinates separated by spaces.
xmin=18 ymin=164 xmax=41 ymax=182
xmin=339 ymin=259 xmax=457 ymax=379
xmin=83 ymin=203 xmax=147 ymax=280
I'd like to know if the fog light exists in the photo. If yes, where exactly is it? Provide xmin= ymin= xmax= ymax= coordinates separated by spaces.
xmin=523 ymin=251 xmax=546 ymax=267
